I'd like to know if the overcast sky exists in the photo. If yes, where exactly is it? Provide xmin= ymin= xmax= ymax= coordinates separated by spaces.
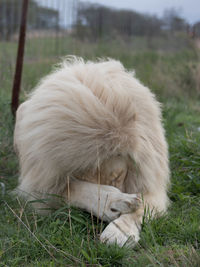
xmin=80 ymin=0 xmax=199 ymax=24
xmin=37 ymin=0 xmax=200 ymax=26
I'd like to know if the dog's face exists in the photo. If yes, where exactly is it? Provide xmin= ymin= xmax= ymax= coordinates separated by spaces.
xmin=76 ymin=155 xmax=128 ymax=192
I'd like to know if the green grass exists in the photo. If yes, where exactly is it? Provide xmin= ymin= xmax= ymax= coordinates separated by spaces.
xmin=0 ymin=35 xmax=200 ymax=266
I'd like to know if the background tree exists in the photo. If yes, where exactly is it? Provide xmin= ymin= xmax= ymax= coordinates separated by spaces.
xmin=163 ymin=8 xmax=187 ymax=33
xmin=75 ymin=3 xmax=163 ymax=41
xmin=0 ymin=0 xmax=59 ymax=40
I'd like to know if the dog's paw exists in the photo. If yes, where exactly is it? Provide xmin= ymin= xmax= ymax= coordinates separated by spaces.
xmin=100 ymin=215 xmax=140 ymax=247
xmin=103 ymin=193 xmax=141 ymax=221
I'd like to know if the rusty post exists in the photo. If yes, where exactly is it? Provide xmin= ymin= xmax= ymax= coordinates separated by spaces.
xmin=11 ymin=0 xmax=29 ymax=117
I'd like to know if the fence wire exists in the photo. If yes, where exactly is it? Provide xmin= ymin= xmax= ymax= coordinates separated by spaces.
xmin=0 ymin=0 xmax=78 ymax=100
xmin=0 ymin=0 xmax=199 ymax=102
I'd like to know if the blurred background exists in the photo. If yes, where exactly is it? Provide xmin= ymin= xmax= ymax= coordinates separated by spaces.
xmin=1 ymin=2 xmax=200 ymax=265
xmin=0 ymin=0 xmax=200 ymax=99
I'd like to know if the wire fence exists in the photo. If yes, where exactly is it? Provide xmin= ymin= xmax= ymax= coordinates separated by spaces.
xmin=0 ymin=0 xmax=79 ymax=110
xmin=2 ymin=0 xmax=74 ymax=84
xmin=1 ymin=0 xmax=200 ymax=109
xmin=0 ymin=0 xmax=77 ymax=40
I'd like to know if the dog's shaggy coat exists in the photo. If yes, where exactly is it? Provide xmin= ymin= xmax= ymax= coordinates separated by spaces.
xmin=14 ymin=57 xmax=170 ymax=246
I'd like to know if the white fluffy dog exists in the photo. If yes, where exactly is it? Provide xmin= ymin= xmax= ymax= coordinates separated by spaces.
xmin=14 ymin=57 xmax=170 ymax=247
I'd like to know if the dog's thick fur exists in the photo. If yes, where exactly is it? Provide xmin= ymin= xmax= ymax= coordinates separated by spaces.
xmin=14 ymin=57 xmax=170 ymax=246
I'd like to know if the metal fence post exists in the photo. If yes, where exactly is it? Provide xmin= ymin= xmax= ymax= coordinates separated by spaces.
xmin=11 ymin=0 xmax=29 ymax=117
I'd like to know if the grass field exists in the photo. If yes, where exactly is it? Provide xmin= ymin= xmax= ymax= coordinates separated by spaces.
xmin=0 ymin=36 xmax=200 ymax=266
